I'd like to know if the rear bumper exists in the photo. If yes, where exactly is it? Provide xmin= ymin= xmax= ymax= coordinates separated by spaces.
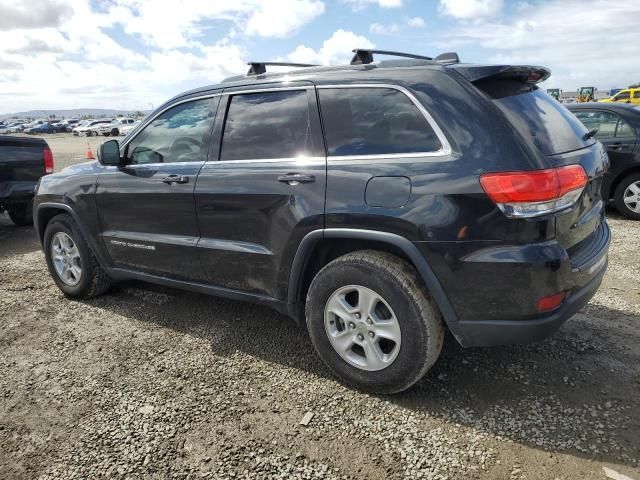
xmin=417 ymin=220 xmax=611 ymax=347
xmin=454 ymin=259 xmax=606 ymax=347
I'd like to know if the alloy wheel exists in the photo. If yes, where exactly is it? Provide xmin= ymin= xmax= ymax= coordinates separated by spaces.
xmin=324 ymin=285 xmax=401 ymax=371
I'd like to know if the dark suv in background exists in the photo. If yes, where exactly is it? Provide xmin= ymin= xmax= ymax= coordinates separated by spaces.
xmin=33 ymin=50 xmax=610 ymax=394
xmin=567 ymin=102 xmax=640 ymax=219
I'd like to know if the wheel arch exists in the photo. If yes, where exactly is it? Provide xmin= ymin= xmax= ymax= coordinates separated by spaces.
xmin=36 ymin=202 xmax=111 ymax=268
xmin=287 ymin=228 xmax=460 ymax=333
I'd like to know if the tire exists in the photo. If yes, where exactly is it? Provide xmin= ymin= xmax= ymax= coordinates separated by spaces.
xmin=111 ymin=128 xmax=119 ymax=136
xmin=7 ymin=202 xmax=33 ymax=226
xmin=43 ymin=213 xmax=112 ymax=298
xmin=104 ymin=131 xmax=110 ymax=137
xmin=305 ymin=250 xmax=444 ymax=394
xmin=613 ymin=173 xmax=640 ymax=220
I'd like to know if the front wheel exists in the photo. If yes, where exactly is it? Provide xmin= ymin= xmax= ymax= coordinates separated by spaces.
xmin=305 ymin=250 xmax=444 ymax=394
xmin=44 ymin=213 xmax=112 ymax=298
xmin=614 ymin=173 xmax=640 ymax=220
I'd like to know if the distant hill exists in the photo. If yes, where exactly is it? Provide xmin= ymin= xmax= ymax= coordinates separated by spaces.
xmin=0 ymin=108 xmax=151 ymax=120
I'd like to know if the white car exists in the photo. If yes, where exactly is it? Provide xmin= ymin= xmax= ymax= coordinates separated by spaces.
xmin=0 ymin=125 xmax=9 ymax=134
xmin=98 ymin=118 xmax=137 ymax=137
xmin=73 ymin=120 xmax=112 ymax=136
xmin=119 ymin=120 xmax=142 ymax=137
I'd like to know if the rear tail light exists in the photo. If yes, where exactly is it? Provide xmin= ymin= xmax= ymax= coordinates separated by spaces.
xmin=537 ymin=291 xmax=567 ymax=313
xmin=480 ymin=165 xmax=588 ymax=218
xmin=43 ymin=146 xmax=54 ymax=174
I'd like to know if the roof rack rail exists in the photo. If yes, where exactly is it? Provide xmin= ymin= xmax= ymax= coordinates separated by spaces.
xmin=247 ymin=62 xmax=318 ymax=76
xmin=434 ymin=52 xmax=460 ymax=64
xmin=350 ymin=49 xmax=433 ymax=65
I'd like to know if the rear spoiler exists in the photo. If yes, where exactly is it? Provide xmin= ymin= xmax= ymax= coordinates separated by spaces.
xmin=447 ymin=64 xmax=551 ymax=84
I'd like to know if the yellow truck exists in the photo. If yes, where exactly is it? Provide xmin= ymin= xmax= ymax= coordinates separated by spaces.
xmin=599 ymin=86 xmax=640 ymax=105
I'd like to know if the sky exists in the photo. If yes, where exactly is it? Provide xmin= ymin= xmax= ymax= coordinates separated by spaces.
xmin=0 ymin=0 xmax=638 ymax=113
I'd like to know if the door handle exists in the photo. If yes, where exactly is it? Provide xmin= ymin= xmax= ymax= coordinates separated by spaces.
xmin=161 ymin=174 xmax=189 ymax=184
xmin=277 ymin=173 xmax=315 ymax=185
xmin=608 ymin=143 xmax=623 ymax=151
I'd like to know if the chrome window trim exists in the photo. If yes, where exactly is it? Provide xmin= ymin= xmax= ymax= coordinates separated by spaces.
xmin=119 ymin=93 xmax=223 ymax=154
xmin=204 ymin=156 xmax=326 ymax=165
xmin=317 ymin=83 xmax=452 ymax=159
xmin=223 ymin=85 xmax=312 ymax=96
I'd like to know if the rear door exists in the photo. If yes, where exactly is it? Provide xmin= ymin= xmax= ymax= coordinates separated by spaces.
xmin=95 ymin=94 xmax=220 ymax=280
xmin=572 ymin=109 xmax=636 ymax=155
xmin=194 ymin=83 xmax=326 ymax=299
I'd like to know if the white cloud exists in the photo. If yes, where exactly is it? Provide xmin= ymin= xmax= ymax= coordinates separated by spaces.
xmin=438 ymin=0 xmax=503 ymax=19
xmin=288 ymin=29 xmax=374 ymax=65
xmin=245 ymin=0 xmax=325 ymax=37
xmin=342 ymin=0 xmax=402 ymax=11
xmin=438 ymin=0 xmax=640 ymax=90
xmin=0 ymin=0 xmax=328 ymax=113
xmin=369 ymin=22 xmax=399 ymax=35
xmin=407 ymin=16 xmax=425 ymax=28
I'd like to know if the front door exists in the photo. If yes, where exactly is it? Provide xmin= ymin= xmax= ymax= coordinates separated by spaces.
xmin=95 ymin=95 xmax=220 ymax=280
xmin=194 ymin=83 xmax=326 ymax=300
xmin=572 ymin=108 xmax=637 ymax=197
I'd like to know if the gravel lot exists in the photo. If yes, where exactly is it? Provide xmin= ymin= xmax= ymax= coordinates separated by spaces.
xmin=1 ymin=134 xmax=639 ymax=479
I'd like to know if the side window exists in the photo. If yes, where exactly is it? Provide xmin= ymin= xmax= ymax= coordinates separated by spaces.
xmin=615 ymin=91 xmax=630 ymax=100
xmin=126 ymin=97 xmax=217 ymax=165
xmin=616 ymin=117 xmax=635 ymax=137
xmin=220 ymin=89 xmax=321 ymax=160
xmin=573 ymin=110 xmax=619 ymax=138
xmin=319 ymin=87 xmax=442 ymax=156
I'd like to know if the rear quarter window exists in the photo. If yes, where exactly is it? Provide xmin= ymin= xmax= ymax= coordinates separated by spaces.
xmin=475 ymin=79 xmax=593 ymax=155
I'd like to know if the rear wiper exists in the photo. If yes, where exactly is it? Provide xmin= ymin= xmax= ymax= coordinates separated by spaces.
xmin=583 ymin=128 xmax=598 ymax=141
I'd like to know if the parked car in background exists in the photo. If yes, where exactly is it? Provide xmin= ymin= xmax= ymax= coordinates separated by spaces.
xmin=7 ymin=123 xmax=27 ymax=133
xmin=73 ymin=120 xmax=111 ymax=136
xmin=568 ymin=102 xmax=640 ymax=219
xmin=24 ymin=122 xmax=67 ymax=134
xmin=34 ymin=51 xmax=610 ymax=394
xmin=99 ymin=118 xmax=137 ymax=137
xmin=119 ymin=120 xmax=141 ymax=137
xmin=1 ymin=136 xmax=53 ymax=225
xmin=0 ymin=125 xmax=9 ymax=134
xmin=60 ymin=119 xmax=80 ymax=132
xmin=599 ymin=87 xmax=640 ymax=106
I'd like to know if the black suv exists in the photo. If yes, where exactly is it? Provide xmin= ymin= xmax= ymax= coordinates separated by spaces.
xmin=34 ymin=50 xmax=610 ymax=394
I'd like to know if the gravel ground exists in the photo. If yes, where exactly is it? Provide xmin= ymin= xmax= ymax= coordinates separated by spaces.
xmin=1 ymin=135 xmax=639 ymax=479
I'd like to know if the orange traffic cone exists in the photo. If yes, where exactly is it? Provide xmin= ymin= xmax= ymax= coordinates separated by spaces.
xmin=86 ymin=144 xmax=95 ymax=160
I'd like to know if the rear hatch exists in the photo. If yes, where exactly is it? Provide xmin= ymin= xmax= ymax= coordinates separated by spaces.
xmin=0 ymin=136 xmax=47 ymax=182
xmin=453 ymin=65 xmax=608 ymax=253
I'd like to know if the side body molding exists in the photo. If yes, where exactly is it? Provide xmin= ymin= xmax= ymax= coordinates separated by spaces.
xmin=287 ymin=228 xmax=463 ymax=338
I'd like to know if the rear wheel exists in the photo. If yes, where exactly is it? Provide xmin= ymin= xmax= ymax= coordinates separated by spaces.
xmin=7 ymin=202 xmax=33 ymax=226
xmin=614 ymin=173 xmax=640 ymax=220
xmin=44 ymin=213 xmax=111 ymax=298
xmin=111 ymin=128 xmax=119 ymax=136
xmin=305 ymin=250 xmax=444 ymax=394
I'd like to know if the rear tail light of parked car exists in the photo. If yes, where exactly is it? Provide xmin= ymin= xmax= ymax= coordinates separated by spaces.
xmin=44 ymin=147 xmax=54 ymax=174
xmin=536 ymin=291 xmax=567 ymax=313
xmin=479 ymin=165 xmax=588 ymax=218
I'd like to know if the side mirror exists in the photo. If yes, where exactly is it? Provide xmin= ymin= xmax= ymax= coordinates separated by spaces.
xmin=98 ymin=139 xmax=122 ymax=166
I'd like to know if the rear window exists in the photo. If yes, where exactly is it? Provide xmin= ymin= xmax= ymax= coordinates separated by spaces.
xmin=319 ymin=87 xmax=442 ymax=156
xmin=475 ymin=79 xmax=593 ymax=155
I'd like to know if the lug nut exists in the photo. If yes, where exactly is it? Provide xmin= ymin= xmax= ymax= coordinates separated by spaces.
xmin=357 ymin=334 xmax=364 ymax=341
xmin=366 ymin=318 xmax=373 ymax=324
xmin=368 ymin=331 xmax=374 ymax=338
xmin=355 ymin=313 xmax=361 ymax=319
xmin=349 ymin=322 xmax=355 ymax=329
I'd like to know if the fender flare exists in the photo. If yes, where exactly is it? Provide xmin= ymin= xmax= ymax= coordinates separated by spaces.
xmin=287 ymin=228 xmax=462 ymax=335
xmin=35 ymin=202 xmax=111 ymax=268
